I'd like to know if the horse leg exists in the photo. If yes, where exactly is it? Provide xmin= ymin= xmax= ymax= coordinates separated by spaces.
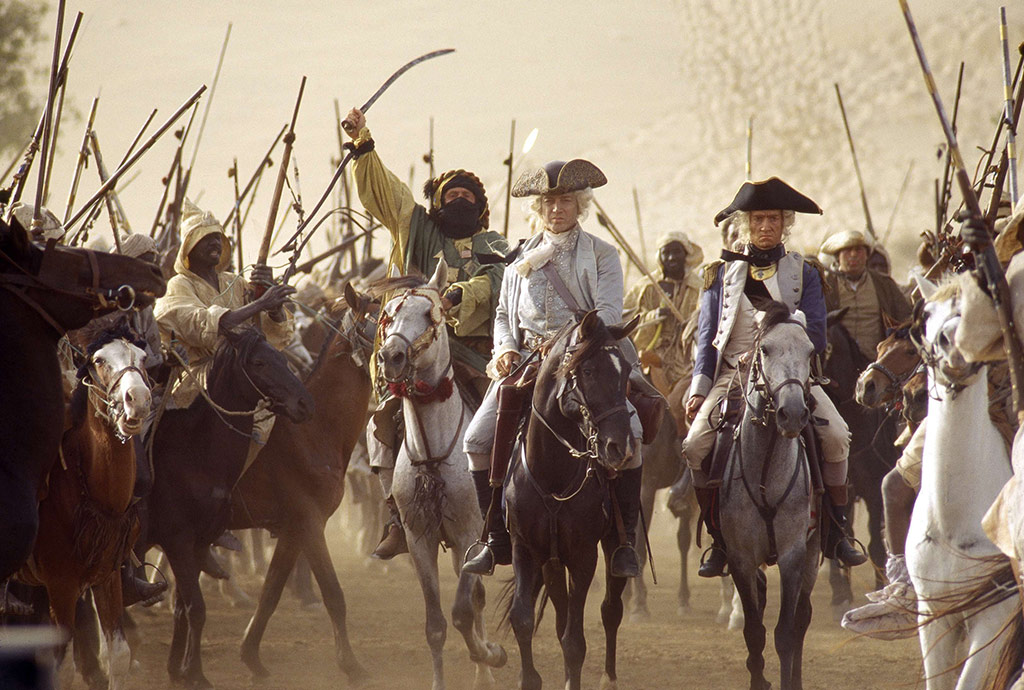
xmin=73 ymin=592 xmax=107 ymax=690
xmin=0 ymin=482 xmax=38 ymax=583
xmin=408 ymin=534 xmax=447 ymax=690
xmin=46 ymin=582 xmax=79 ymax=689
xmin=790 ymin=551 xmax=817 ymax=690
xmin=774 ymin=548 xmax=806 ymax=690
xmin=562 ymin=555 xmax=597 ymax=690
xmin=717 ymin=576 xmax=735 ymax=626
xmin=732 ymin=565 xmax=770 ymax=690
xmin=240 ymin=529 xmax=301 ymax=678
xmin=168 ymin=589 xmax=188 ymax=683
xmin=510 ymin=544 xmax=543 ymax=690
xmin=864 ymin=490 xmax=887 ymax=589
xmin=92 ymin=571 xmax=131 ymax=690
xmin=677 ymin=495 xmax=694 ymax=616
xmin=303 ymin=526 xmax=368 ymax=684
xmin=957 ymin=599 xmax=1017 ymax=690
xmin=629 ymin=483 xmax=656 ymax=623
xmin=165 ymin=547 xmax=212 ymax=689
xmin=828 ymin=558 xmax=853 ymax=622
xmin=917 ymin=611 xmax=961 ymax=690
xmin=600 ymin=540 xmax=629 ymax=690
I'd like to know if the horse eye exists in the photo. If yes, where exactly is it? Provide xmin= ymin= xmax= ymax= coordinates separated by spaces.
xmin=582 ymin=367 xmax=594 ymax=377
xmin=94 ymin=357 xmax=105 ymax=366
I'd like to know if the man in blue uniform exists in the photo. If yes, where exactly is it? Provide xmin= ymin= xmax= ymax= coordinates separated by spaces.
xmin=679 ymin=177 xmax=866 ymax=577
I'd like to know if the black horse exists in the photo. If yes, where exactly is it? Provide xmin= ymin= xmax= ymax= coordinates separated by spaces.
xmin=140 ymin=327 xmax=312 ymax=688
xmin=504 ymin=311 xmax=638 ymax=690
xmin=822 ymin=315 xmax=899 ymax=607
xmin=0 ymin=217 xmax=165 ymax=585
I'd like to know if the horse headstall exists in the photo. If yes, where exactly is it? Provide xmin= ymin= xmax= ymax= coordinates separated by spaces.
xmin=377 ymin=287 xmax=446 ymax=382
xmin=744 ymin=337 xmax=811 ymax=428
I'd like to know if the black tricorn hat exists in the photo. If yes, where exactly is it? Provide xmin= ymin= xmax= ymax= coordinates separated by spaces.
xmin=511 ymin=159 xmax=607 ymax=198
xmin=713 ymin=177 xmax=823 ymax=226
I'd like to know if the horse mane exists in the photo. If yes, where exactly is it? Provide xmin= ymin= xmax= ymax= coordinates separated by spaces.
xmin=216 ymin=326 xmax=265 ymax=366
xmin=366 ymin=273 xmax=428 ymax=300
xmin=557 ymin=317 xmax=613 ymax=377
xmin=756 ymin=301 xmax=797 ymax=341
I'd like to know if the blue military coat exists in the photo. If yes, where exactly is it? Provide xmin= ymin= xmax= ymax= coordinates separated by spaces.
xmin=689 ymin=249 xmax=827 ymax=399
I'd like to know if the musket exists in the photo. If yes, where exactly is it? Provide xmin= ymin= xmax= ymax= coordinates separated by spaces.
xmin=42 ymin=65 xmax=69 ymax=207
xmin=503 ymin=119 xmax=515 ymax=237
xmin=88 ymin=131 xmax=123 ymax=252
xmin=278 ymin=49 xmax=456 ymax=260
xmin=1001 ymin=7 xmax=1020 ymax=205
xmin=937 ymin=62 xmax=964 ymax=233
xmin=6 ymin=8 xmax=81 ymax=213
xmin=31 ymin=0 xmax=67 ymax=233
xmin=900 ymin=0 xmax=1024 ymax=419
xmin=972 ymin=42 xmax=1024 ymax=197
xmin=62 ymin=96 xmax=99 ymax=225
xmin=255 ymin=76 xmax=306 ymax=276
xmin=834 ymin=83 xmax=876 ymax=240
xmin=223 ymin=123 xmax=286 ymax=227
xmin=593 ymin=199 xmax=690 ymax=327
xmin=149 ymin=100 xmax=201 ymax=238
xmin=230 ymin=158 xmax=243 ymax=270
xmin=67 ymin=85 xmax=207 ymax=231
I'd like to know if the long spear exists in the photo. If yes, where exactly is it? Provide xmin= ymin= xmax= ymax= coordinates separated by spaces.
xmin=834 ymin=83 xmax=876 ymax=240
xmin=937 ymin=62 xmax=964 ymax=233
xmin=67 ymin=86 xmax=207 ymax=230
xmin=223 ymin=123 xmax=286 ymax=227
xmin=89 ymin=131 xmax=123 ymax=252
xmin=148 ymin=101 xmax=201 ymax=237
xmin=880 ymin=160 xmax=914 ymax=246
xmin=62 ymin=95 xmax=99 ymax=225
xmin=186 ymin=23 xmax=231 ymax=183
xmin=503 ymin=119 xmax=515 ymax=237
xmin=1001 ymin=6 xmax=1019 ymax=205
xmin=746 ymin=115 xmax=753 ymax=179
xmin=230 ymin=158 xmax=243 ymax=270
xmin=42 ymin=65 xmax=68 ymax=207
xmin=899 ymin=0 xmax=1024 ymax=419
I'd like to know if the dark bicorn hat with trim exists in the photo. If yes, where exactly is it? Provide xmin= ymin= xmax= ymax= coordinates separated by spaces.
xmin=511 ymin=159 xmax=607 ymax=198
xmin=713 ymin=176 xmax=823 ymax=226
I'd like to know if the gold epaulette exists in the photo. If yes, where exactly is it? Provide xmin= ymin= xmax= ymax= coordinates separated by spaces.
xmin=702 ymin=260 xmax=724 ymax=291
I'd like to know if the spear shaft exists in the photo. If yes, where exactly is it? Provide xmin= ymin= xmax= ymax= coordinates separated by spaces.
xmin=503 ymin=119 xmax=515 ymax=237
xmin=31 ymin=0 xmax=66 ymax=232
xmin=1001 ymin=6 xmax=1019 ymax=204
xmin=834 ymin=83 xmax=876 ymax=240
xmin=63 ymin=96 xmax=99 ymax=225
xmin=256 ymin=76 xmax=305 ymax=270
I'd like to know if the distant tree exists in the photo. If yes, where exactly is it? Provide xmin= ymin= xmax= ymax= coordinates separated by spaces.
xmin=0 ymin=1 xmax=46 ymax=157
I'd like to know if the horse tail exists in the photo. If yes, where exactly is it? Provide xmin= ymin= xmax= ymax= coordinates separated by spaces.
xmin=494 ymin=576 xmax=550 ymax=635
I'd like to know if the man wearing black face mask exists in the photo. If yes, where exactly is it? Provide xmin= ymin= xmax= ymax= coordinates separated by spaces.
xmin=345 ymin=107 xmax=509 ymax=559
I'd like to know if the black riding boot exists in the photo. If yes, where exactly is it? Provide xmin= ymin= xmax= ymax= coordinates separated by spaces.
xmin=463 ymin=475 xmax=512 ymax=576
xmin=825 ymin=488 xmax=868 ymax=567
xmin=695 ymin=486 xmax=728 ymax=578
xmin=120 ymin=561 xmax=167 ymax=607
xmin=610 ymin=467 xmax=643 ymax=578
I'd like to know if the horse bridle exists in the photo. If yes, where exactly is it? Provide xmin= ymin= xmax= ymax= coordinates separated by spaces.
xmin=377 ymin=288 xmax=444 ymax=385
xmin=744 ymin=330 xmax=811 ymax=428
xmin=908 ymin=301 xmax=981 ymax=397
xmin=0 ymin=245 xmax=137 ymax=334
xmin=81 ymin=344 xmax=151 ymax=444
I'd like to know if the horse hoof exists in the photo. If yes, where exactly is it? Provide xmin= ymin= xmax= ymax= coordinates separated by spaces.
xmin=728 ymin=612 xmax=744 ymax=632
xmin=343 ymin=661 xmax=372 ymax=686
xmin=241 ymin=651 xmax=270 ymax=679
xmin=629 ymin=607 xmax=651 ymax=624
xmin=599 ymin=672 xmax=618 ymax=690
xmin=676 ymin=603 xmax=692 ymax=618
xmin=489 ymin=643 xmax=507 ymax=669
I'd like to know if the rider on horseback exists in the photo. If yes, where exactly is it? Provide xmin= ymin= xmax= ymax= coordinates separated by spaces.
xmin=461 ymin=159 xmax=654 ymax=578
xmin=343 ymin=108 xmax=509 ymax=560
xmin=677 ymin=177 xmax=867 ymax=578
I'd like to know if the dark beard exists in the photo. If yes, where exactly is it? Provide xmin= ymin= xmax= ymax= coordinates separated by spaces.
xmin=434 ymin=198 xmax=481 ymax=239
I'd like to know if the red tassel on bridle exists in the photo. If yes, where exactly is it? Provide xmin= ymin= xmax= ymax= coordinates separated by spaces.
xmin=387 ymin=375 xmax=454 ymax=404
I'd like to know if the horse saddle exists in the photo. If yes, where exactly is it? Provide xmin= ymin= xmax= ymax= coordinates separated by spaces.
xmin=704 ymin=381 xmax=745 ymax=488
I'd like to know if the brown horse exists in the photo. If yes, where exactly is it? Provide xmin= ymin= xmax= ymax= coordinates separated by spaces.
xmin=21 ymin=325 xmax=152 ymax=689
xmin=231 ymin=290 xmax=374 ymax=685
xmin=0 ymin=215 xmax=164 ymax=591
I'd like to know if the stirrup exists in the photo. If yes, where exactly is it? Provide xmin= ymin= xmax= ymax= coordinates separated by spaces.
xmin=462 ymin=541 xmax=496 ymax=576
xmin=610 ymin=544 xmax=640 ymax=578
xmin=698 ymin=546 xmax=728 ymax=578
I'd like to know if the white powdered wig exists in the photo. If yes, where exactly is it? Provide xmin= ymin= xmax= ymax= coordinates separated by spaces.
xmin=523 ymin=188 xmax=594 ymax=234
xmin=730 ymin=209 xmax=796 ymax=244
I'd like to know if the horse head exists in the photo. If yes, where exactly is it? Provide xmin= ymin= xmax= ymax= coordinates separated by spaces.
xmin=855 ymin=317 xmax=920 ymax=408
xmin=914 ymin=277 xmax=980 ymax=391
xmin=217 ymin=326 xmax=314 ymax=423
xmin=79 ymin=323 xmax=152 ymax=439
xmin=822 ymin=310 xmax=864 ymax=403
xmin=749 ymin=302 xmax=814 ymax=439
xmin=377 ymin=260 xmax=450 ymax=385
xmin=0 ymin=216 xmax=166 ymax=333
xmin=541 ymin=310 xmax=639 ymax=471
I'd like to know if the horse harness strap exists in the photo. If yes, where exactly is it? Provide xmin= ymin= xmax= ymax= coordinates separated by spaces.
xmin=519 ymin=445 xmax=598 ymax=565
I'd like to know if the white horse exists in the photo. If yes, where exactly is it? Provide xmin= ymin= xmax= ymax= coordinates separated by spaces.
xmin=907 ymin=277 xmax=1018 ymax=690
xmin=377 ymin=259 xmax=506 ymax=690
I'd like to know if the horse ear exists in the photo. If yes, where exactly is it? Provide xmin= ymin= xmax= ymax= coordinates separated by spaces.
xmin=913 ymin=274 xmax=937 ymax=300
xmin=578 ymin=310 xmax=601 ymax=339
xmin=826 ymin=307 xmax=849 ymax=328
xmin=344 ymin=282 xmax=363 ymax=315
xmin=881 ymin=311 xmax=899 ymax=331
xmin=608 ymin=314 xmax=641 ymax=340
xmin=428 ymin=258 xmax=449 ymax=293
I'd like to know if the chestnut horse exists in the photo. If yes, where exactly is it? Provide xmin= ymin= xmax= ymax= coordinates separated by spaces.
xmin=20 ymin=325 xmax=152 ymax=689
xmin=0 ymin=216 xmax=165 ymax=588
xmin=232 ymin=288 xmax=375 ymax=685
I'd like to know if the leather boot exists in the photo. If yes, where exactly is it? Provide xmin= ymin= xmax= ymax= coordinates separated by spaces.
xmin=694 ymin=486 xmax=728 ymax=578
xmin=463 ymin=478 xmax=511 ymax=577
xmin=120 ymin=562 xmax=167 ymax=607
xmin=610 ymin=467 xmax=643 ymax=578
xmin=201 ymin=546 xmax=231 ymax=580
xmin=372 ymin=495 xmax=408 ymax=560
xmin=825 ymin=485 xmax=868 ymax=567
xmin=471 ymin=469 xmax=491 ymax=520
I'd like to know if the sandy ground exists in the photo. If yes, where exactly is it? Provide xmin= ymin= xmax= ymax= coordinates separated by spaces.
xmin=93 ymin=499 xmax=922 ymax=690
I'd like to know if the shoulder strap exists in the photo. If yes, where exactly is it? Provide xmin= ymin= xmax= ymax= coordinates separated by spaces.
xmin=540 ymin=263 xmax=584 ymax=318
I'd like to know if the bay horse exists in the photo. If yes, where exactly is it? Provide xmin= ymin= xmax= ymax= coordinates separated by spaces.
xmin=505 ymin=309 xmax=639 ymax=690
xmin=20 ymin=325 xmax=152 ymax=689
xmin=0 ymin=216 xmax=165 ymax=587
xmin=141 ymin=326 xmax=313 ymax=689
xmin=822 ymin=315 xmax=900 ymax=608
xmin=231 ymin=288 xmax=375 ymax=685
xmin=720 ymin=302 xmax=819 ymax=690
xmin=906 ymin=276 xmax=1019 ymax=690
xmin=377 ymin=260 xmax=506 ymax=690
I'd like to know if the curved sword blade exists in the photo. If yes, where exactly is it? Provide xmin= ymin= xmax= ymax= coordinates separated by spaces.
xmin=359 ymin=48 xmax=455 ymax=114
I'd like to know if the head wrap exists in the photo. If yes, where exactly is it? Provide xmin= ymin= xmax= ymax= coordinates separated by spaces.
xmin=118 ymin=233 xmax=158 ymax=259
xmin=422 ymin=169 xmax=489 ymax=230
xmin=174 ymin=198 xmax=231 ymax=275
xmin=10 ymin=203 xmax=64 ymax=241
xmin=819 ymin=229 xmax=873 ymax=256
xmin=654 ymin=231 xmax=704 ymax=274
